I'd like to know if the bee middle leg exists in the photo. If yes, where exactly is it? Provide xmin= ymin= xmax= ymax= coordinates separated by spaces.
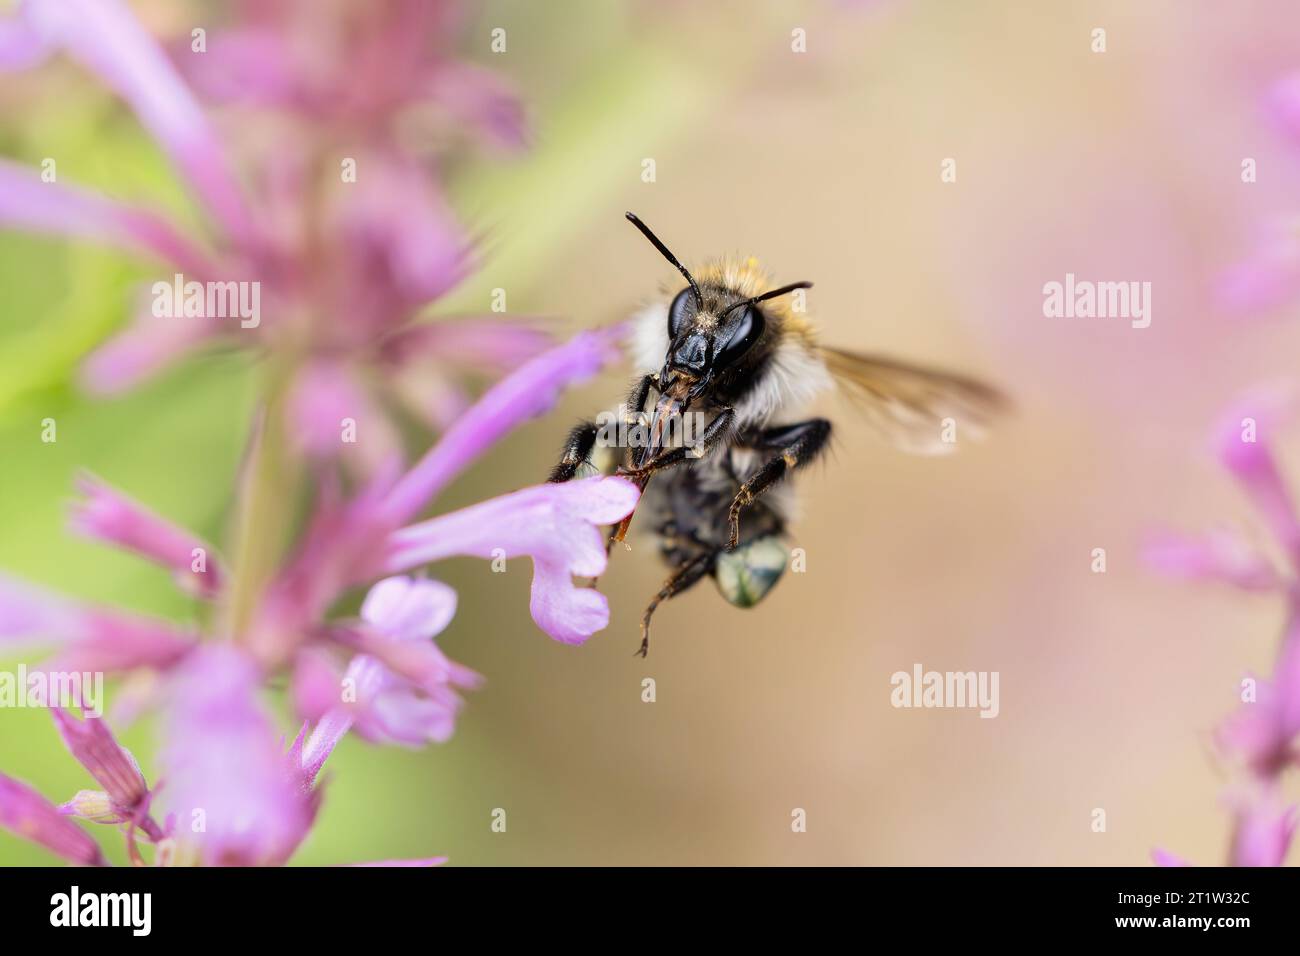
xmin=547 ymin=421 xmax=601 ymax=483
xmin=727 ymin=418 xmax=832 ymax=549
xmin=637 ymin=550 xmax=715 ymax=657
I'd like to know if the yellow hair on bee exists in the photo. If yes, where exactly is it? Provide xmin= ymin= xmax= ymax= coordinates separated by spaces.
xmin=686 ymin=257 xmax=819 ymax=343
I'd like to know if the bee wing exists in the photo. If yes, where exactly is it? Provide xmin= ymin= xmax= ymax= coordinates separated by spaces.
xmin=818 ymin=345 xmax=1007 ymax=455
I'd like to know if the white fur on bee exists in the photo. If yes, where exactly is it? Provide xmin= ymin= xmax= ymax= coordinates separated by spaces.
xmin=629 ymin=303 xmax=670 ymax=373
xmin=731 ymin=334 xmax=832 ymax=428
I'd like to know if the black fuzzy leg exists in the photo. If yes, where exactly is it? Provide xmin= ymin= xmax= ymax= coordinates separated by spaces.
xmin=547 ymin=421 xmax=600 ymax=482
xmin=727 ymin=418 xmax=832 ymax=549
xmin=637 ymin=550 xmax=716 ymax=657
xmin=626 ymin=374 xmax=655 ymax=415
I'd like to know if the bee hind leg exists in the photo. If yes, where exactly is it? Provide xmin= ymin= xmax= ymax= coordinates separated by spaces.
xmin=727 ymin=419 xmax=832 ymax=549
xmin=637 ymin=551 xmax=715 ymax=657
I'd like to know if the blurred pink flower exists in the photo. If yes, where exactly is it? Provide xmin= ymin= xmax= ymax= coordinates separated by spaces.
xmin=1228 ymin=790 xmax=1298 ymax=867
xmin=51 ymin=708 xmax=159 ymax=840
xmin=1147 ymin=385 xmax=1300 ymax=866
xmin=160 ymin=646 xmax=311 ymax=866
xmin=70 ymin=472 xmax=225 ymax=598
xmin=1218 ymin=72 xmax=1300 ymax=318
xmin=0 ymin=0 xmax=545 ymax=445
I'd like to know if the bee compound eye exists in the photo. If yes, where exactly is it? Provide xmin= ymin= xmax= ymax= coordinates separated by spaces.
xmin=668 ymin=287 xmax=695 ymax=337
xmin=714 ymin=305 xmax=765 ymax=369
xmin=713 ymin=534 xmax=788 ymax=608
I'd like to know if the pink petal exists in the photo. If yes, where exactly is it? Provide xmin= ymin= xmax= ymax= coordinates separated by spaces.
xmin=0 ymin=158 xmax=213 ymax=273
xmin=23 ymin=0 xmax=252 ymax=241
xmin=286 ymin=361 xmax=402 ymax=474
xmin=161 ymin=646 xmax=310 ymax=866
xmin=51 ymin=712 xmax=149 ymax=816
xmin=69 ymin=472 xmax=224 ymax=598
xmin=1150 ymin=848 xmax=1191 ymax=867
xmin=1142 ymin=528 xmax=1282 ymax=591
xmin=360 ymin=576 xmax=457 ymax=643
xmin=291 ymin=648 xmax=345 ymax=723
xmin=181 ymin=28 xmax=298 ymax=108
xmin=0 ymin=772 xmax=106 ymax=865
xmin=1211 ymin=385 xmax=1300 ymax=564
xmin=354 ymin=680 xmax=463 ymax=746
xmin=0 ymin=573 xmax=82 ymax=650
xmin=0 ymin=572 xmax=195 ymax=671
xmin=1266 ymin=71 xmax=1300 ymax=148
xmin=386 ymin=476 xmax=640 ymax=644
xmin=383 ymin=327 xmax=627 ymax=524
xmin=1229 ymin=794 xmax=1297 ymax=867
xmin=384 ymin=319 xmax=554 ymax=374
xmin=422 ymin=60 xmax=528 ymax=150
xmin=329 ymin=153 xmax=472 ymax=312
xmin=79 ymin=295 xmax=222 ymax=395
xmin=0 ymin=9 xmax=51 ymax=70
xmin=51 ymin=709 xmax=148 ymax=813
xmin=1216 ymin=232 xmax=1300 ymax=318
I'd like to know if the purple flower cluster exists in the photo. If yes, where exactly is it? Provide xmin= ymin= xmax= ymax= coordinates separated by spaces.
xmin=1146 ymin=385 xmax=1300 ymax=866
xmin=0 ymin=0 xmax=638 ymax=865
xmin=1218 ymin=72 xmax=1300 ymax=317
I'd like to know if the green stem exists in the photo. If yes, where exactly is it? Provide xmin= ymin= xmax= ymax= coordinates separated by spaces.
xmin=218 ymin=356 xmax=302 ymax=651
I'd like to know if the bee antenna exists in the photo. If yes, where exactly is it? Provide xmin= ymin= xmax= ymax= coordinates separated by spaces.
xmin=721 ymin=281 xmax=813 ymax=318
xmin=625 ymin=212 xmax=702 ymax=307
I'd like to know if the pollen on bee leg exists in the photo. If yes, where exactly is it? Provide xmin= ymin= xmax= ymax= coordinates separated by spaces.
xmin=783 ymin=451 xmax=798 ymax=468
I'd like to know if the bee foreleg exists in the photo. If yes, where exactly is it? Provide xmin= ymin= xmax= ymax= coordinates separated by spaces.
xmin=620 ymin=405 xmax=736 ymax=481
xmin=727 ymin=418 xmax=832 ymax=549
xmin=547 ymin=420 xmax=600 ymax=482
xmin=626 ymin=373 xmax=656 ymax=415
xmin=637 ymin=551 xmax=715 ymax=657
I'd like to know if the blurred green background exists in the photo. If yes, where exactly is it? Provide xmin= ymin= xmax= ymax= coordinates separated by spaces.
xmin=5 ymin=0 xmax=1300 ymax=865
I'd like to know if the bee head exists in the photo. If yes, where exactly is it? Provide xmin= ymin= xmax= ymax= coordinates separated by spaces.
xmin=625 ymin=212 xmax=810 ymax=406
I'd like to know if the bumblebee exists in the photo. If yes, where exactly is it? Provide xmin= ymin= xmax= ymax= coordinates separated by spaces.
xmin=549 ymin=213 xmax=1005 ymax=656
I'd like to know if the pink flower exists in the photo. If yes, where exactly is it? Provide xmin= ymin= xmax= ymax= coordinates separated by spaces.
xmin=51 ymin=709 xmax=154 ymax=835
xmin=388 ymin=478 xmax=640 ymax=645
xmin=1149 ymin=386 xmax=1300 ymax=866
xmin=296 ymin=576 xmax=481 ymax=749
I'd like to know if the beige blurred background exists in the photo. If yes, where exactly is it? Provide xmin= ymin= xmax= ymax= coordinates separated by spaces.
xmin=7 ymin=0 xmax=1300 ymax=865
